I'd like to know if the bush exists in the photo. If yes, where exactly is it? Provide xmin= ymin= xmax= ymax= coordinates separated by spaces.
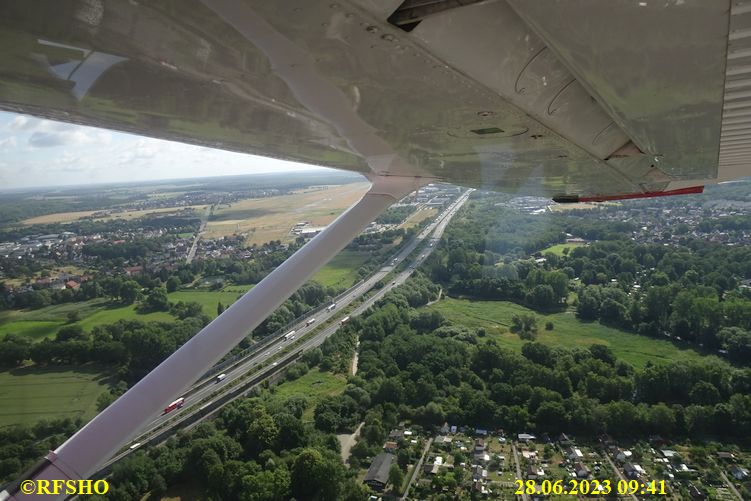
xmin=286 ymin=362 xmax=309 ymax=381
xmin=545 ymin=321 xmax=554 ymax=331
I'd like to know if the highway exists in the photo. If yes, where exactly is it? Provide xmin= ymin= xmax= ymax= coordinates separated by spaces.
xmin=102 ymin=188 xmax=472 ymax=468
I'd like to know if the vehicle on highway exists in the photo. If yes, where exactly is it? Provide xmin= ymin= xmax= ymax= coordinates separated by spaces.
xmin=306 ymin=318 xmax=316 ymax=326
xmin=340 ymin=316 xmax=350 ymax=325
xmin=326 ymin=303 xmax=336 ymax=311
xmin=284 ymin=330 xmax=296 ymax=341
xmin=215 ymin=373 xmax=226 ymax=383
xmin=163 ymin=397 xmax=185 ymax=414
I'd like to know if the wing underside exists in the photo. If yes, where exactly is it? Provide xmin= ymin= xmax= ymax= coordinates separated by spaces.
xmin=0 ymin=0 xmax=747 ymax=197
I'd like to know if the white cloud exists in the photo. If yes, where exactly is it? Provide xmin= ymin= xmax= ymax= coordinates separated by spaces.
xmin=28 ymin=127 xmax=112 ymax=148
xmin=8 ymin=115 xmax=30 ymax=131
xmin=0 ymin=111 xmax=330 ymax=189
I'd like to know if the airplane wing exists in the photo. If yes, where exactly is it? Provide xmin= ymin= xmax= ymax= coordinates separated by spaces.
xmin=0 ymin=0 xmax=746 ymax=199
xmin=1 ymin=2 xmax=749 ymax=497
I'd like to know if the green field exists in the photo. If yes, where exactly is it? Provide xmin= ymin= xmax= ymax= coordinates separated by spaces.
xmin=540 ymin=242 xmax=586 ymax=256
xmin=267 ymin=368 xmax=347 ymax=421
xmin=0 ymin=365 xmax=110 ymax=427
xmin=427 ymin=298 xmax=724 ymax=368
xmin=168 ymin=287 xmax=252 ymax=318
xmin=312 ymin=251 xmax=370 ymax=290
xmin=0 ymin=287 xmax=257 ymax=342
xmin=76 ymin=305 xmax=173 ymax=331
xmin=0 ymin=320 xmax=66 ymax=341
xmin=0 ymin=300 xmax=109 ymax=341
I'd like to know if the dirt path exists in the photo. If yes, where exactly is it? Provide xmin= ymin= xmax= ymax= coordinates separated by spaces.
xmin=720 ymin=470 xmax=744 ymax=501
xmin=337 ymin=422 xmax=363 ymax=463
xmin=402 ymin=437 xmax=433 ymax=500
xmin=603 ymin=453 xmax=638 ymax=501
xmin=426 ymin=287 xmax=443 ymax=306
xmin=512 ymin=444 xmax=529 ymax=501
xmin=351 ymin=339 xmax=360 ymax=375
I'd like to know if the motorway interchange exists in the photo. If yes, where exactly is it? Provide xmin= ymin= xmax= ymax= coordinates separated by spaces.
xmin=106 ymin=189 xmax=472 ymax=469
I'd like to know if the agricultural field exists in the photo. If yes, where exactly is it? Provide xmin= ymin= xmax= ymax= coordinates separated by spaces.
xmin=427 ymin=298 xmax=724 ymax=368
xmin=400 ymin=207 xmax=438 ymax=229
xmin=540 ymin=242 xmax=587 ymax=256
xmin=21 ymin=204 xmax=208 ymax=225
xmin=204 ymin=182 xmax=370 ymax=245
xmin=0 ymin=365 xmax=110 ymax=427
xmin=312 ymin=250 xmax=370 ymax=290
xmin=19 ymin=210 xmax=99 ymax=225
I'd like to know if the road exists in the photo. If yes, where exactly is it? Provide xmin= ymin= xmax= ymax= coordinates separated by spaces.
xmin=603 ymin=453 xmax=638 ymax=501
xmin=512 ymin=444 xmax=529 ymax=501
xmin=402 ymin=437 xmax=433 ymax=500
xmin=186 ymin=204 xmax=212 ymax=263
xmin=719 ymin=470 xmax=744 ymax=501
xmin=102 ymin=189 xmax=472 ymax=468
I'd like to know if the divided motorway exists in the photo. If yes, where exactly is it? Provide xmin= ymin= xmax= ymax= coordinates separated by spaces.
xmin=102 ymin=189 xmax=472 ymax=469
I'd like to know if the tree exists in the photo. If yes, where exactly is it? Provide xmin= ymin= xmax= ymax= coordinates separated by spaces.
xmin=165 ymin=276 xmax=180 ymax=293
xmin=290 ymin=448 xmax=342 ymax=501
xmin=56 ymin=325 xmax=85 ymax=342
xmin=143 ymin=287 xmax=169 ymax=312
xmin=529 ymin=284 xmax=557 ymax=309
xmin=689 ymin=381 xmax=720 ymax=405
xmin=119 ymin=280 xmax=141 ymax=304
xmin=245 ymin=408 xmax=279 ymax=456
xmin=217 ymin=302 xmax=225 ymax=316
xmin=589 ymin=344 xmax=616 ymax=365
xmin=522 ymin=342 xmax=554 ymax=367
xmin=577 ymin=287 xmax=600 ymax=320
xmin=389 ymin=463 xmax=404 ymax=492
xmin=0 ymin=334 xmax=31 ymax=367
xmin=511 ymin=313 xmax=538 ymax=340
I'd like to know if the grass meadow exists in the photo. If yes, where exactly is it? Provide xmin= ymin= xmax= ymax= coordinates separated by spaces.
xmin=312 ymin=251 xmax=370 ymax=290
xmin=265 ymin=368 xmax=348 ymax=422
xmin=427 ymin=297 xmax=725 ymax=368
xmin=0 ymin=365 xmax=110 ymax=427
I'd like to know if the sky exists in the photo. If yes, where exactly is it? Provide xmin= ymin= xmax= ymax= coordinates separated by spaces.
xmin=0 ymin=111 xmax=327 ymax=190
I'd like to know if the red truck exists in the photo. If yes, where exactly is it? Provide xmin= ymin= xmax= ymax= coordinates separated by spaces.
xmin=163 ymin=397 xmax=185 ymax=414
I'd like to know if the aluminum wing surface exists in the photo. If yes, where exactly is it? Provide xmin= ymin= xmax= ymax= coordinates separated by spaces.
xmin=0 ymin=0 xmax=746 ymax=198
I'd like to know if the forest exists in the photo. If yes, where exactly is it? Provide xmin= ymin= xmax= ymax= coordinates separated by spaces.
xmin=423 ymin=194 xmax=751 ymax=366
xmin=39 ymin=272 xmax=750 ymax=500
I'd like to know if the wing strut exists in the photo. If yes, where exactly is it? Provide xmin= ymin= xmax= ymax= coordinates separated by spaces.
xmin=3 ymin=175 xmax=422 ymax=500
